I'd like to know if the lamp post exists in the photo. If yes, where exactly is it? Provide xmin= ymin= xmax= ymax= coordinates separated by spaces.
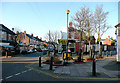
xmin=66 ymin=10 xmax=70 ymax=60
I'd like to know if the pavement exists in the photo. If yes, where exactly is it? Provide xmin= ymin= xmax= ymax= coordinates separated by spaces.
xmin=25 ymin=53 xmax=120 ymax=81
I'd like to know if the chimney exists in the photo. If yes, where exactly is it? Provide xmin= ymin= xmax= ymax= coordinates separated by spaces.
xmin=12 ymin=28 xmax=14 ymax=31
xmin=36 ymin=36 xmax=38 ymax=38
xmin=69 ymin=22 xmax=72 ymax=27
xmin=40 ymin=37 xmax=42 ymax=40
xmin=24 ymin=31 xmax=26 ymax=35
xmin=31 ymin=33 xmax=33 ymax=36
xmin=16 ymin=31 xmax=19 ymax=35
xmin=111 ymin=37 xmax=113 ymax=39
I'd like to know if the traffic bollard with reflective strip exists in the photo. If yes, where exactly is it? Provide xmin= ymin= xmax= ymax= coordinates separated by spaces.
xmin=50 ymin=56 xmax=53 ymax=70
xmin=39 ymin=56 xmax=41 ymax=67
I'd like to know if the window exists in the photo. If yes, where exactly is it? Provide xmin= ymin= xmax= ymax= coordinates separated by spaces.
xmin=9 ymin=34 xmax=11 ymax=40
xmin=118 ymin=28 xmax=120 ymax=36
xmin=2 ymin=31 xmax=6 ymax=40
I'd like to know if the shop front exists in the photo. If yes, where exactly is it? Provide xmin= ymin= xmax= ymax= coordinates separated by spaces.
xmin=58 ymin=39 xmax=75 ymax=53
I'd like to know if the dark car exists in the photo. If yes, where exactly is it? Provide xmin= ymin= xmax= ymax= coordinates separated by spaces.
xmin=36 ymin=48 xmax=42 ymax=52
xmin=32 ymin=49 xmax=37 ymax=53
xmin=1 ymin=48 xmax=12 ymax=56
xmin=21 ymin=49 xmax=28 ymax=54
xmin=1 ymin=49 xmax=6 ymax=56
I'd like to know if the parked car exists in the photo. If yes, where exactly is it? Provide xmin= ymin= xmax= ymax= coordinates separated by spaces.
xmin=1 ymin=48 xmax=6 ymax=56
xmin=28 ymin=49 xmax=33 ymax=53
xmin=36 ymin=48 xmax=42 ymax=52
xmin=10 ymin=48 xmax=15 ymax=54
xmin=1 ymin=48 xmax=12 ymax=56
xmin=21 ymin=49 xmax=28 ymax=54
xmin=32 ymin=49 xmax=37 ymax=53
xmin=41 ymin=48 xmax=48 ymax=52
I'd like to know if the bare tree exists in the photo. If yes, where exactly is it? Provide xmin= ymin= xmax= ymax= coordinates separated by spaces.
xmin=94 ymin=5 xmax=111 ymax=57
xmin=44 ymin=30 xmax=60 ymax=43
xmin=72 ymin=6 xmax=95 ymax=59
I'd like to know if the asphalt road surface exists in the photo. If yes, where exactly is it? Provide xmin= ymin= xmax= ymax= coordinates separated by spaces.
xmin=1 ymin=52 xmax=119 ymax=83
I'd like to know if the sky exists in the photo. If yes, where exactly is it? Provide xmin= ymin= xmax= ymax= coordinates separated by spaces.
xmin=1 ymin=1 xmax=119 ymax=41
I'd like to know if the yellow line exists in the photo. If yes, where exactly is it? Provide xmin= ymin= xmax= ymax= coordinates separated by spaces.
xmin=25 ymin=62 xmax=120 ymax=81
xmin=1 ymin=61 xmax=39 ymax=63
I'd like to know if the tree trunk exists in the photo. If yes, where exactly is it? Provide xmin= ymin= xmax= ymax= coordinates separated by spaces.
xmin=98 ymin=21 xmax=101 ymax=57
xmin=89 ymin=41 xmax=92 ymax=58
xmin=99 ymin=40 xmax=101 ymax=57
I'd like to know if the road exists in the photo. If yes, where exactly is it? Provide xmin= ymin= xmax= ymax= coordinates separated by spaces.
xmin=1 ymin=52 xmax=59 ymax=82
xmin=1 ymin=52 xmax=119 ymax=83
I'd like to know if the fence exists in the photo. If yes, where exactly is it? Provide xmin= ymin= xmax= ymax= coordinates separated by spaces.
xmin=83 ymin=44 xmax=116 ymax=53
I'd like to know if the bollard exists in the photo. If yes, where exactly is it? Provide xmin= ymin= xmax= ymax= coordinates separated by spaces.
xmin=106 ymin=51 xmax=108 ymax=57
xmin=102 ymin=51 xmax=104 ymax=57
xmin=50 ymin=56 xmax=53 ymax=70
xmin=63 ymin=52 xmax=66 ymax=66
xmin=39 ymin=56 xmax=41 ymax=67
xmin=92 ymin=58 xmax=96 ymax=76
xmin=6 ymin=52 xmax=8 ymax=58
xmin=110 ymin=51 xmax=112 ymax=56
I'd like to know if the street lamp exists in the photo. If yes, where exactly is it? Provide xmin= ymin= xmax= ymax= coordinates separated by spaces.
xmin=66 ymin=10 xmax=70 ymax=60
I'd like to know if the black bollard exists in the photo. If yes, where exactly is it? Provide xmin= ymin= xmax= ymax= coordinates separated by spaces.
xmin=63 ymin=52 xmax=66 ymax=66
xmin=39 ymin=56 xmax=41 ymax=67
xmin=92 ymin=58 xmax=96 ymax=76
xmin=110 ymin=51 xmax=112 ymax=56
xmin=106 ymin=51 xmax=108 ymax=57
xmin=50 ymin=56 xmax=53 ymax=70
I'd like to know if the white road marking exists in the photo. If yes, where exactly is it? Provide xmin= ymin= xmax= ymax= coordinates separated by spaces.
xmin=28 ymin=69 xmax=32 ymax=71
xmin=5 ymin=75 xmax=13 ymax=79
xmin=21 ymin=70 xmax=27 ymax=73
xmin=14 ymin=73 xmax=21 ymax=76
xmin=4 ymin=69 xmax=31 ymax=80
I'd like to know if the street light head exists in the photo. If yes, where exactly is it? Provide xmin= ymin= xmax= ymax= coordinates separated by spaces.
xmin=66 ymin=10 xmax=70 ymax=14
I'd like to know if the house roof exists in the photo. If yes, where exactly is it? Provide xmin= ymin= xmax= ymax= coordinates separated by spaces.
xmin=26 ymin=34 xmax=42 ymax=41
xmin=101 ymin=38 xmax=117 ymax=42
xmin=34 ymin=37 xmax=42 ymax=41
xmin=115 ymin=23 xmax=120 ymax=28
xmin=0 ymin=24 xmax=16 ymax=35
xmin=110 ymin=38 xmax=117 ymax=42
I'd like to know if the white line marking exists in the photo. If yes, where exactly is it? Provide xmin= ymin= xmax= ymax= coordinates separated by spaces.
xmin=28 ymin=69 xmax=32 ymax=71
xmin=21 ymin=70 xmax=27 ymax=73
xmin=5 ymin=75 xmax=13 ymax=79
xmin=15 ymin=73 xmax=21 ymax=76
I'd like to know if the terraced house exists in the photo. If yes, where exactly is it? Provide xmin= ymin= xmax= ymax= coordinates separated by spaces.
xmin=16 ymin=31 xmax=42 ymax=52
xmin=0 ymin=24 xmax=17 ymax=47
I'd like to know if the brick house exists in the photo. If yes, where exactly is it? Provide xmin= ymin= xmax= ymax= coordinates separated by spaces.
xmin=58 ymin=22 xmax=95 ymax=53
xmin=101 ymin=36 xmax=114 ymax=45
xmin=16 ymin=31 xmax=42 ymax=52
xmin=0 ymin=24 xmax=17 ymax=47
